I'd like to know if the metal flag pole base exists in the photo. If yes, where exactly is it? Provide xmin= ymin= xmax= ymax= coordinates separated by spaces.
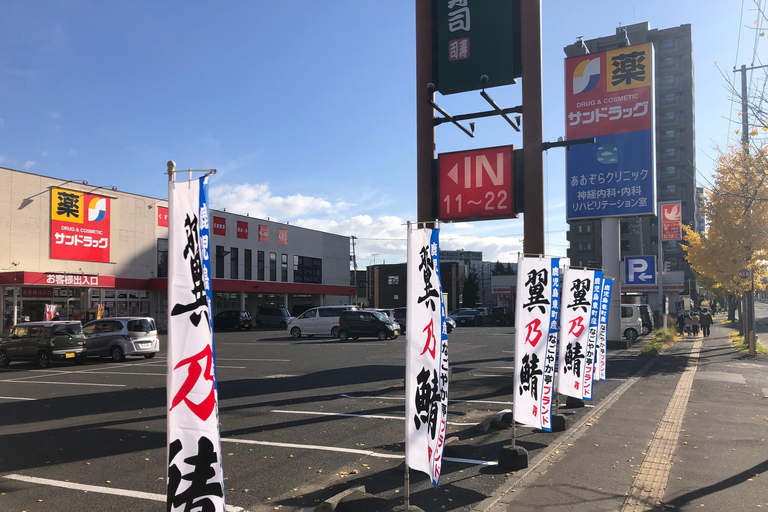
xmin=390 ymin=465 xmax=426 ymax=512
xmin=565 ymin=395 xmax=585 ymax=408
xmin=498 ymin=415 xmax=529 ymax=471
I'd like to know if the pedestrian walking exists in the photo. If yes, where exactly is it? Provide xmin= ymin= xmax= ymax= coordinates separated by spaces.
xmin=700 ymin=308 xmax=713 ymax=337
xmin=676 ymin=312 xmax=686 ymax=335
xmin=684 ymin=314 xmax=693 ymax=336
xmin=691 ymin=312 xmax=700 ymax=336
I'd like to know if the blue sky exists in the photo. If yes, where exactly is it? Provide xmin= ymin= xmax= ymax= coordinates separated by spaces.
xmin=0 ymin=0 xmax=753 ymax=266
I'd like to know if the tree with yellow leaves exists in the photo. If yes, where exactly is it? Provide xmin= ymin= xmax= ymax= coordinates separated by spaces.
xmin=682 ymin=144 xmax=768 ymax=314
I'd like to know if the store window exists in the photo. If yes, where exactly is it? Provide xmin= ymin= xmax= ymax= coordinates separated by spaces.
xmin=281 ymin=254 xmax=288 ymax=282
xmin=244 ymin=249 xmax=252 ymax=281
xmin=294 ymin=255 xmax=322 ymax=284
xmin=230 ymin=247 xmax=239 ymax=279
xmin=157 ymin=238 xmax=168 ymax=278
xmin=257 ymin=251 xmax=265 ymax=280
xmin=269 ymin=252 xmax=277 ymax=281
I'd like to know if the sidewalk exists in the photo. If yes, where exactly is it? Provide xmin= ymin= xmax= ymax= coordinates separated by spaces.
xmin=484 ymin=322 xmax=768 ymax=511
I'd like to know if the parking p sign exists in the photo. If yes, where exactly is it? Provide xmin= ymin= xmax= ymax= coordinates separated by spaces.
xmin=625 ymin=256 xmax=656 ymax=285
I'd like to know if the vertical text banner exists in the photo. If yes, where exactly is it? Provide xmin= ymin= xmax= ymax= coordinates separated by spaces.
xmin=513 ymin=256 xmax=561 ymax=431
xmin=565 ymin=43 xmax=656 ymax=219
xmin=405 ymin=227 xmax=449 ymax=488
xmin=595 ymin=278 xmax=614 ymax=381
xmin=558 ymin=268 xmax=599 ymax=400
xmin=50 ymin=187 xmax=111 ymax=263
xmin=167 ymin=176 xmax=225 ymax=512
xmin=660 ymin=202 xmax=683 ymax=240
xmin=583 ymin=271 xmax=603 ymax=399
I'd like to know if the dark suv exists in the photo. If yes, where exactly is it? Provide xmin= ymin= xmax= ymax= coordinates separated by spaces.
xmin=337 ymin=310 xmax=400 ymax=341
xmin=213 ymin=310 xmax=253 ymax=331
xmin=0 ymin=321 xmax=86 ymax=368
xmin=489 ymin=306 xmax=513 ymax=326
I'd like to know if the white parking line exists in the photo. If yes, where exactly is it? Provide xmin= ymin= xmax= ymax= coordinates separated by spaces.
xmin=221 ymin=438 xmax=497 ymax=466
xmin=216 ymin=358 xmax=291 ymax=362
xmin=0 ymin=380 xmax=125 ymax=387
xmin=271 ymin=409 xmax=477 ymax=426
xmin=3 ymin=474 xmax=244 ymax=512
xmin=0 ymin=396 xmax=36 ymax=401
xmin=339 ymin=394 xmax=513 ymax=406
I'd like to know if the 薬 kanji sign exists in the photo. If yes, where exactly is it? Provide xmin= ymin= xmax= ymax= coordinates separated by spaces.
xmin=50 ymin=187 xmax=112 ymax=263
xmin=565 ymin=43 xmax=656 ymax=220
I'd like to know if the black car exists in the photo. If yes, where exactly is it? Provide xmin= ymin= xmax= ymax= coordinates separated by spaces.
xmin=489 ymin=306 xmax=513 ymax=326
xmin=337 ymin=310 xmax=400 ymax=340
xmin=449 ymin=308 xmax=480 ymax=326
xmin=393 ymin=307 xmax=407 ymax=332
xmin=213 ymin=310 xmax=253 ymax=331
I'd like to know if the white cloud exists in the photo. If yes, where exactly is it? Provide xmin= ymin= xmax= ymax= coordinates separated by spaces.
xmin=209 ymin=183 xmax=351 ymax=221
xmin=41 ymin=151 xmax=48 ymax=157
xmin=49 ymin=111 xmax=61 ymax=120
xmin=23 ymin=161 xmax=35 ymax=170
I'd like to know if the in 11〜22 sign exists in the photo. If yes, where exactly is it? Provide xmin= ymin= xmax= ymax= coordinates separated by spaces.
xmin=437 ymin=145 xmax=517 ymax=222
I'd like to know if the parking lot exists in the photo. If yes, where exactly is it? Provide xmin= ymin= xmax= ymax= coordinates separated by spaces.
xmin=0 ymin=326 xmax=648 ymax=512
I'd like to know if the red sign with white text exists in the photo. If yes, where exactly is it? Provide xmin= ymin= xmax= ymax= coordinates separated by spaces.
xmin=50 ymin=187 xmax=111 ymax=263
xmin=258 ymin=224 xmax=269 ymax=242
xmin=661 ymin=202 xmax=682 ymax=241
xmin=278 ymin=228 xmax=288 ymax=245
xmin=237 ymin=221 xmax=249 ymax=239
xmin=212 ymin=216 xmax=226 ymax=236
xmin=438 ymin=145 xmax=516 ymax=222
xmin=157 ymin=206 xmax=169 ymax=227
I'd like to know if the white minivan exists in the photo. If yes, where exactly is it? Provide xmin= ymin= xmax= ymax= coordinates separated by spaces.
xmin=287 ymin=305 xmax=358 ymax=338
xmin=621 ymin=304 xmax=644 ymax=341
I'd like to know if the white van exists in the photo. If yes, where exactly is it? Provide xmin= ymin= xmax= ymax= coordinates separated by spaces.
xmin=621 ymin=304 xmax=644 ymax=341
xmin=287 ymin=305 xmax=358 ymax=338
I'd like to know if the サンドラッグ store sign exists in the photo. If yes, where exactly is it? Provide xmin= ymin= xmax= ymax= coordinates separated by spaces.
xmin=50 ymin=187 xmax=111 ymax=263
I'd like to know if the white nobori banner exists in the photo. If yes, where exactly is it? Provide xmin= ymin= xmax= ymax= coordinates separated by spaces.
xmin=558 ymin=268 xmax=602 ymax=401
xmin=595 ymin=278 xmax=614 ymax=381
xmin=167 ymin=176 xmax=225 ymax=511
xmin=513 ymin=256 xmax=561 ymax=431
xmin=405 ymin=226 xmax=449 ymax=487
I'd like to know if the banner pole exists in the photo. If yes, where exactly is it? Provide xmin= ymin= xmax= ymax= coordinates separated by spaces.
xmin=404 ymin=465 xmax=410 ymax=510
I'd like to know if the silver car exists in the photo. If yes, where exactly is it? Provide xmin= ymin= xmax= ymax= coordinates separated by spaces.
xmin=82 ymin=317 xmax=159 ymax=361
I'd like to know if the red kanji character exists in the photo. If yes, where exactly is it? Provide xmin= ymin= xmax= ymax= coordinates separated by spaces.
xmin=524 ymin=318 xmax=543 ymax=347
xmin=568 ymin=316 xmax=585 ymax=337
xmin=420 ymin=319 xmax=436 ymax=359
xmin=170 ymin=345 xmax=216 ymax=421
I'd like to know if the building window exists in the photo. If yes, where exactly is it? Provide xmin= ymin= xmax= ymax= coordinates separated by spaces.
xmin=662 ymin=75 xmax=676 ymax=87
xmin=387 ymin=276 xmax=400 ymax=285
xmin=585 ymin=223 xmax=591 ymax=233
xmin=663 ymin=184 xmax=677 ymax=196
xmin=281 ymin=254 xmax=288 ymax=282
xmin=157 ymin=238 xmax=168 ymax=278
xmin=660 ymin=56 xmax=675 ymax=68
xmin=659 ymin=39 xmax=675 ymax=50
xmin=244 ymin=249 xmax=252 ymax=281
xmin=663 ymin=111 xmax=676 ymax=123
xmin=269 ymin=252 xmax=277 ymax=281
xmin=620 ymin=221 xmax=630 ymax=234
xmin=663 ymin=148 xmax=676 ymax=160
xmin=257 ymin=250 xmax=265 ymax=280
xmin=663 ymin=166 xmax=677 ymax=178
xmin=229 ymin=247 xmax=239 ymax=279
xmin=294 ymin=255 xmax=322 ymax=284
xmin=216 ymin=245 xmax=225 ymax=279
xmin=661 ymin=93 xmax=676 ymax=105
xmin=661 ymin=129 xmax=676 ymax=141
xmin=577 ymin=241 xmax=592 ymax=251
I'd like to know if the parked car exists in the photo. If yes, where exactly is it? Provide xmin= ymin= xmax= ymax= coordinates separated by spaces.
xmin=638 ymin=304 xmax=654 ymax=334
xmin=621 ymin=304 xmax=644 ymax=341
xmin=82 ymin=317 xmax=159 ymax=361
xmin=445 ymin=315 xmax=457 ymax=333
xmin=337 ymin=309 xmax=400 ymax=340
xmin=489 ymin=306 xmax=514 ymax=326
xmin=287 ymin=305 xmax=358 ymax=338
xmin=394 ymin=307 xmax=454 ymax=334
xmin=449 ymin=308 xmax=481 ymax=326
xmin=213 ymin=310 xmax=253 ymax=331
xmin=474 ymin=307 xmax=490 ymax=324
xmin=255 ymin=306 xmax=293 ymax=328
xmin=0 ymin=321 xmax=86 ymax=368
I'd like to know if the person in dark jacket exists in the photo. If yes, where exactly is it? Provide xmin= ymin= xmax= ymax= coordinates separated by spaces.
xmin=699 ymin=308 xmax=713 ymax=337
xmin=676 ymin=312 xmax=686 ymax=335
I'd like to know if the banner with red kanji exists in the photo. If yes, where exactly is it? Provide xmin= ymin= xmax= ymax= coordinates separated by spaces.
xmin=513 ymin=256 xmax=561 ymax=431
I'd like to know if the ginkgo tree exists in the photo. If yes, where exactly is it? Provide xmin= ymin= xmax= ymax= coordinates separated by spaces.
xmin=682 ymin=144 xmax=768 ymax=310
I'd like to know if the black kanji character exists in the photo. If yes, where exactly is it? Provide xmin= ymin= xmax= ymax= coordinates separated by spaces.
xmin=167 ymin=436 xmax=223 ymax=512
xmin=611 ymin=51 xmax=646 ymax=86
xmin=563 ymin=342 xmax=584 ymax=377
xmin=522 ymin=268 xmax=550 ymax=313
xmin=56 ymin=191 xmax=80 ymax=218
xmin=171 ymin=213 xmax=210 ymax=328
xmin=567 ymin=278 xmax=591 ymax=312
xmin=519 ymin=353 xmax=543 ymax=399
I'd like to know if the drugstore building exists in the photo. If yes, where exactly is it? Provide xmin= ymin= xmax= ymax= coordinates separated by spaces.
xmin=0 ymin=167 xmax=355 ymax=331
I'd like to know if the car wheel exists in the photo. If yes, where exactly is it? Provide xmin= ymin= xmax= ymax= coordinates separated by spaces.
xmin=111 ymin=346 xmax=125 ymax=362
xmin=255 ymin=320 xmax=263 ymax=328
xmin=143 ymin=353 xmax=156 ymax=359
xmin=377 ymin=331 xmax=388 ymax=341
xmin=291 ymin=327 xmax=302 ymax=338
xmin=37 ymin=351 xmax=52 ymax=369
xmin=331 ymin=326 xmax=340 ymax=338
xmin=0 ymin=350 xmax=9 ymax=367
xmin=624 ymin=328 xmax=638 ymax=341
xmin=447 ymin=324 xmax=453 ymax=334
xmin=338 ymin=330 xmax=349 ymax=341
xmin=391 ymin=335 xmax=399 ymax=340
xmin=641 ymin=326 xmax=650 ymax=335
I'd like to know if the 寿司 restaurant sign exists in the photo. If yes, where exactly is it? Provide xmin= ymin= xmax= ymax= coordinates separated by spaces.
xmin=50 ymin=187 xmax=112 ymax=263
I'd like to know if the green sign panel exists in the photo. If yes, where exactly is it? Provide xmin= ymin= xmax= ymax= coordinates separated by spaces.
xmin=434 ymin=0 xmax=520 ymax=95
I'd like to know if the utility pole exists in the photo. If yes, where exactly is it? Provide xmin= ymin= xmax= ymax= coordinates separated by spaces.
xmin=351 ymin=236 xmax=358 ymax=306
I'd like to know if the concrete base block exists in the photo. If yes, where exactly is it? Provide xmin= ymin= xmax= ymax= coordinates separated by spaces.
xmin=498 ymin=445 xmax=529 ymax=471
xmin=314 ymin=486 xmax=366 ymax=512
xmin=550 ymin=414 xmax=569 ymax=432
xmin=390 ymin=506 xmax=426 ymax=512
xmin=565 ymin=396 xmax=585 ymax=408
xmin=607 ymin=339 xmax=631 ymax=349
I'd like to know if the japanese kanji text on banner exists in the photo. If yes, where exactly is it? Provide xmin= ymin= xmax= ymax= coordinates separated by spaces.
xmin=513 ymin=256 xmax=561 ymax=431
xmin=405 ymin=226 xmax=449 ymax=488
xmin=595 ymin=278 xmax=614 ymax=382
xmin=558 ymin=268 xmax=602 ymax=400
xmin=167 ymin=176 xmax=226 ymax=511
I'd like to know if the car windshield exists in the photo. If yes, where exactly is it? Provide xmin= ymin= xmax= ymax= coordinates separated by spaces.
xmin=128 ymin=319 xmax=155 ymax=332
xmin=371 ymin=311 xmax=390 ymax=322
xmin=52 ymin=323 xmax=82 ymax=335
xmin=278 ymin=308 xmax=290 ymax=317
xmin=239 ymin=312 xmax=252 ymax=318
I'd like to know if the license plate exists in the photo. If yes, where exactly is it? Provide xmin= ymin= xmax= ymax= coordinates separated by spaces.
xmin=65 ymin=352 xmax=75 ymax=359
xmin=139 ymin=343 xmax=150 ymax=348
xmin=394 ymin=330 xmax=400 ymax=336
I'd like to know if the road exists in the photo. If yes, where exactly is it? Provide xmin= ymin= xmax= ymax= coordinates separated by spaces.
xmin=0 ymin=325 xmax=651 ymax=511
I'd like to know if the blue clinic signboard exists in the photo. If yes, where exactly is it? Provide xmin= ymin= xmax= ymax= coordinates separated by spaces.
xmin=566 ymin=130 xmax=656 ymax=219
xmin=625 ymin=256 xmax=656 ymax=285
xmin=565 ymin=43 xmax=656 ymax=220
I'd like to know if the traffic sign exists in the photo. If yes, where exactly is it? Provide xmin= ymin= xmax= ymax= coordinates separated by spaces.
xmin=737 ymin=268 xmax=751 ymax=280
xmin=437 ymin=145 xmax=517 ymax=222
xmin=625 ymin=256 xmax=656 ymax=285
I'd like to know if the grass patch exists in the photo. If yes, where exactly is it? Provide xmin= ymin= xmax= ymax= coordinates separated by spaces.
xmin=728 ymin=331 xmax=768 ymax=354
xmin=638 ymin=327 xmax=679 ymax=356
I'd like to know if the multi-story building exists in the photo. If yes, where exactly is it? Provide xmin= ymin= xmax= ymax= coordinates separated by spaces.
xmin=0 ymin=167 xmax=355 ymax=331
xmin=564 ymin=22 xmax=698 ymax=306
